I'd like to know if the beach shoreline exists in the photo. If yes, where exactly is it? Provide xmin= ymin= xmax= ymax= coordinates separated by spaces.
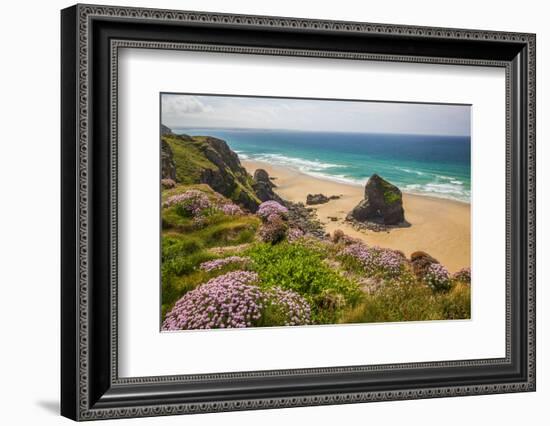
xmin=242 ymin=159 xmax=471 ymax=272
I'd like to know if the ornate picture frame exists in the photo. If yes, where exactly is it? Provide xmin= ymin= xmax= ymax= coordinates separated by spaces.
xmin=61 ymin=4 xmax=535 ymax=421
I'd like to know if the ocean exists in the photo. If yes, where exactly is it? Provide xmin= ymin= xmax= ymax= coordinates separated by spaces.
xmin=174 ymin=128 xmax=471 ymax=203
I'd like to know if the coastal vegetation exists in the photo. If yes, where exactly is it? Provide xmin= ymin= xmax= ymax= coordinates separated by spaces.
xmin=160 ymin=127 xmax=471 ymax=330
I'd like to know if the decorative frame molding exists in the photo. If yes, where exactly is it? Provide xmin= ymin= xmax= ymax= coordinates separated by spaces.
xmin=61 ymin=4 xmax=536 ymax=421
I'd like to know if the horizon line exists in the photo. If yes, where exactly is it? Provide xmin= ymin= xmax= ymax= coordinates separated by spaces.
xmin=163 ymin=125 xmax=471 ymax=138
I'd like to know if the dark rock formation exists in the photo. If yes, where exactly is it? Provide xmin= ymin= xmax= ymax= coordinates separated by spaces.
xmin=346 ymin=174 xmax=405 ymax=226
xmin=161 ymin=139 xmax=177 ymax=181
xmin=254 ymin=169 xmax=276 ymax=188
xmin=252 ymin=168 xmax=284 ymax=204
xmin=306 ymin=193 xmax=330 ymax=205
xmin=198 ymin=137 xmax=261 ymax=212
xmin=411 ymin=251 xmax=439 ymax=279
xmin=200 ymin=137 xmax=243 ymax=173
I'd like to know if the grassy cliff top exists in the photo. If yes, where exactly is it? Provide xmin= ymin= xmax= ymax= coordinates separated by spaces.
xmin=162 ymin=134 xmax=216 ymax=184
xmin=163 ymin=134 xmax=260 ymax=210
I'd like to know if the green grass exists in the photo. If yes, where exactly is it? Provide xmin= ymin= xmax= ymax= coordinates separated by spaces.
xmin=245 ymin=241 xmax=362 ymax=324
xmin=163 ymin=135 xmax=260 ymax=207
xmin=159 ymin=182 xmax=469 ymax=326
xmin=163 ymin=135 xmax=216 ymax=184
xmin=160 ymin=186 xmax=260 ymax=318
xmin=339 ymin=280 xmax=471 ymax=324
xmin=161 ymin=183 xmax=223 ymax=204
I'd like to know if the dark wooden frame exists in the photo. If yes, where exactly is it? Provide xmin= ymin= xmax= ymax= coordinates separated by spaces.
xmin=61 ymin=4 xmax=536 ymax=421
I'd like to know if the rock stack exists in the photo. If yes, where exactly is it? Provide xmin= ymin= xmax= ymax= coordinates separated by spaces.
xmin=252 ymin=169 xmax=284 ymax=204
xmin=346 ymin=174 xmax=405 ymax=227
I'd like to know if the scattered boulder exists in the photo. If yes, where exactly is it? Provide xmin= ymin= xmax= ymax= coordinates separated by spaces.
xmin=411 ymin=251 xmax=439 ymax=279
xmin=306 ymin=193 xmax=342 ymax=205
xmin=346 ymin=174 xmax=405 ymax=226
xmin=306 ymin=193 xmax=330 ymax=205
xmin=331 ymin=229 xmax=345 ymax=243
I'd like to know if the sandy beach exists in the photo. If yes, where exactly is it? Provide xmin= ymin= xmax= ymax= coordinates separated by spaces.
xmin=243 ymin=160 xmax=470 ymax=272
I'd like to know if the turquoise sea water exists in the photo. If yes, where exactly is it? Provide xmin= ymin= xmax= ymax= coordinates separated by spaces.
xmin=174 ymin=128 xmax=471 ymax=203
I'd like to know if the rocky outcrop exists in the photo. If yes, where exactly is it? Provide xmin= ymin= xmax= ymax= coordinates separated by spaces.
xmin=161 ymin=139 xmax=177 ymax=181
xmin=286 ymin=202 xmax=325 ymax=238
xmin=411 ymin=251 xmax=440 ymax=279
xmin=198 ymin=137 xmax=261 ymax=211
xmin=254 ymin=169 xmax=276 ymax=188
xmin=306 ymin=193 xmax=341 ymax=205
xmin=346 ymin=174 xmax=405 ymax=226
xmin=252 ymin=168 xmax=284 ymax=204
xmin=162 ymin=133 xmax=261 ymax=212
xmin=306 ymin=193 xmax=330 ymax=205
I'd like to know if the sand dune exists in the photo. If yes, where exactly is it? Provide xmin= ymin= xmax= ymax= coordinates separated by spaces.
xmin=243 ymin=160 xmax=470 ymax=272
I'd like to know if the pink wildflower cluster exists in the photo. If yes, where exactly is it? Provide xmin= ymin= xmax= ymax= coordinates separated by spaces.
xmin=163 ymin=190 xmax=211 ymax=216
xmin=425 ymin=263 xmax=451 ymax=292
xmin=257 ymin=201 xmax=288 ymax=221
xmin=341 ymin=243 xmax=405 ymax=277
xmin=287 ymin=227 xmax=305 ymax=242
xmin=258 ymin=215 xmax=288 ymax=244
xmin=161 ymin=178 xmax=176 ymax=189
xmin=266 ymin=287 xmax=311 ymax=326
xmin=452 ymin=267 xmax=471 ymax=283
xmin=220 ymin=203 xmax=243 ymax=216
xmin=199 ymin=256 xmax=250 ymax=272
xmin=162 ymin=271 xmax=264 ymax=330
xmin=162 ymin=271 xmax=311 ymax=330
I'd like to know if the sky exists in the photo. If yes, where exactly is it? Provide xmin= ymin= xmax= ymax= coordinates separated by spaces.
xmin=161 ymin=94 xmax=471 ymax=136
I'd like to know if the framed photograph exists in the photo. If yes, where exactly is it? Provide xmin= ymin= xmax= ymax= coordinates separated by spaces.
xmin=61 ymin=4 xmax=536 ymax=421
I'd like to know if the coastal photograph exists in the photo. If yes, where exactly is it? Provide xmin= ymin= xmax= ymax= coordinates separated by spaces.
xmin=160 ymin=93 xmax=472 ymax=331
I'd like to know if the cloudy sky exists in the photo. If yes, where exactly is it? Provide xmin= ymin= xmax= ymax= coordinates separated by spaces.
xmin=161 ymin=94 xmax=470 ymax=136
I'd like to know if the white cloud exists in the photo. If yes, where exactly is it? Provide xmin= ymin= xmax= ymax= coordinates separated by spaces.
xmin=162 ymin=95 xmax=213 ymax=114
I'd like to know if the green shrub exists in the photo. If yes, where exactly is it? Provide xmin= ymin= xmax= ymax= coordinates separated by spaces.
xmin=162 ymin=250 xmax=214 ymax=276
xmin=246 ymin=242 xmax=361 ymax=323
xmin=161 ymin=207 xmax=196 ymax=231
xmin=162 ymin=235 xmax=203 ymax=260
